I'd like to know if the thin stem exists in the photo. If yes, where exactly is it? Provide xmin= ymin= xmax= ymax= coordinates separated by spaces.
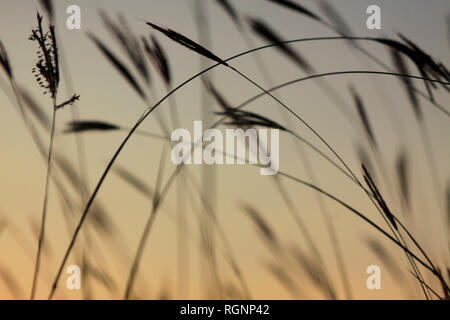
xmin=123 ymin=158 xmax=180 ymax=300
xmin=31 ymin=104 xmax=57 ymax=300
xmin=408 ymin=270 xmax=444 ymax=300
xmin=123 ymin=209 xmax=158 ymax=300
xmin=212 ymin=70 xmax=428 ymax=298
xmin=225 ymin=66 xmax=442 ymax=213
xmin=206 ymin=73 xmax=442 ymax=293
xmin=239 ymin=28 xmax=350 ymax=299
xmin=228 ymin=66 xmax=443 ymax=298
xmin=275 ymin=171 xmax=434 ymax=273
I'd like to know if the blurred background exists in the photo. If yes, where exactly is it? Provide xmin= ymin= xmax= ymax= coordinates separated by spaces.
xmin=0 ymin=0 xmax=449 ymax=299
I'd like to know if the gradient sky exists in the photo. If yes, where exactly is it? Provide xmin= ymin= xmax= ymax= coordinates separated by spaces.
xmin=0 ymin=0 xmax=449 ymax=299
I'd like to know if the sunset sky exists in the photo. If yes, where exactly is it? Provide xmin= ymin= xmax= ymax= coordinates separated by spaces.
xmin=0 ymin=0 xmax=449 ymax=299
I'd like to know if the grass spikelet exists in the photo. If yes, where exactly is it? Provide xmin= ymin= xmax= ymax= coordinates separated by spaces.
xmin=206 ymin=80 xmax=287 ymax=131
xmin=366 ymin=238 xmax=405 ymax=282
xmin=362 ymin=165 xmax=398 ymax=230
xmin=89 ymin=203 xmax=115 ymax=237
xmin=390 ymin=47 xmax=422 ymax=120
xmin=142 ymin=35 xmax=171 ymax=86
xmin=145 ymin=21 xmax=229 ymax=66
xmin=350 ymin=86 xmax=377 ymax=148
xmin=220 ymin=110 xmax=288 ymax=131
xmin=291 ymin=245 xmax=336 ymax=299
xmin=355 ymin=143 xmax=375 ymax=183
xmin=29 ymin=13 xmax=59 ymax=98
xmin=216 ymin=0 xmax=241 ymax=27
xmin=396 ymin=151 xmax=411 ymax=210
xmin=318 ymin=0 xmax=354 ymax=36
xmin=114 ymin=165 xmax=154 ymax=198
xmin=375 ymin=35 xmax=450 ymax=102
xmin=65 ymin=120 xmax=120 ymax=133
xmin=204 ymin=79 xmax=232 ymax=111
xmin=0 ymin=40 xmax=12 ymax=78
xmin=267 ymin=0 xmax=322 ymax=22
xmin=398 ymin=34 xmax=450 ymax=83
xmin=247 ymin=17 xmax=312 ymax=73
xmin=242 ymin=204 xmax=280 ymax=249
xmin=88 ymin=32 xmax=147 ymax=100
xmin=99 ymin=11 xmax=150 ymax=84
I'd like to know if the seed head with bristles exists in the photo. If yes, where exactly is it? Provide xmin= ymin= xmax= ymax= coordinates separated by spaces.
xmin=29 ymin=12 xmax=59 ymax=98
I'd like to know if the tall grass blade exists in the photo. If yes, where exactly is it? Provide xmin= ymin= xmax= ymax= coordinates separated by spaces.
xmin=242 ymin=204 xmax=280 ymax=250
xmin=390 ymin=47 xmax=422 ymax=120
xmin=88 ymin=33 xmax=147 ymax=100
xmin=142 ymin=35 xmax=171 ymax=86
xmin=216 ymin=0 xmax=241 ymax=26
xmin=99 ymin=11 xmax=151 ymax=84
xmin=0 ymin=40 xmax=12 ymax=78
xmin=247 ymin=17 xmax=312 ymax=73
xmin=267 ymin=0 xmax=322 ymax=22
xmin=318 ymin=0 xmax=354 ymax=36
